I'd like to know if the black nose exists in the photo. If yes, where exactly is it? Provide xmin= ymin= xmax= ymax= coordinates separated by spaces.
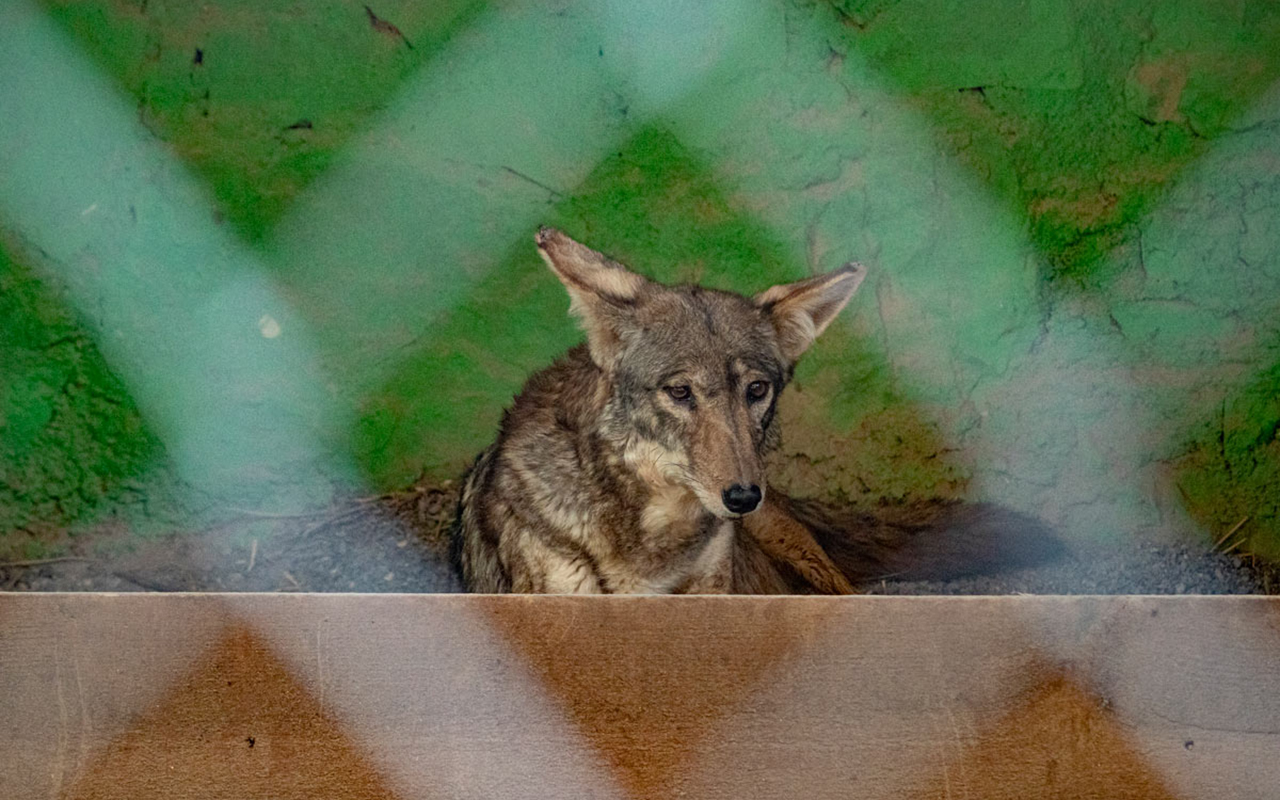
xmin=722 ymin=483 xmax=762 ymax=515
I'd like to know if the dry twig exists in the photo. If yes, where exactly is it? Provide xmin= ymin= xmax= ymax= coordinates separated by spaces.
xmin=1213 ymin=516 xmax=1250 ymax=552
xmin=0 ymin=556 xmax=93 ymax=569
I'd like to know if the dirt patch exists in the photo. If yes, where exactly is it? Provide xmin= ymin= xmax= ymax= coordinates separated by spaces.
xmin=1132 ymin=58 xmax=1189 ymax=124
xmin=769 ymin=385 xmax=970 ymax=506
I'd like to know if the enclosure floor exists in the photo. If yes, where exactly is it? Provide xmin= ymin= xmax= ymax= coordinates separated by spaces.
xmin=2 ymin=483 xmax=1272 ymax=595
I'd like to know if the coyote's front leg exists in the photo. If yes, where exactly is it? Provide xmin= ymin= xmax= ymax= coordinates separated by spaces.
xmin=742 ymin=494 xmax=857 ymax=595
xmin=508 ymin=538 xmax=603 ymax=594
xmin=672 ymin=522 xmax=736 ymax=594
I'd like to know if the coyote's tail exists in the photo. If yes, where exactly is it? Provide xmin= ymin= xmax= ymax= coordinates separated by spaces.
xmin=784 ymin=496 xmax=1064 ymax=585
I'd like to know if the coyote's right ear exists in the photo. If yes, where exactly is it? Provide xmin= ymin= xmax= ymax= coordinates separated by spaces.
xmin=755 ymin=263 xmax=866 ymax=365
xmin=536 ymin=227 xmax=649 ymax=369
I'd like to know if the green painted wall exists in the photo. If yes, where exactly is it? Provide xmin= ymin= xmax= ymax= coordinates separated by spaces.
xmin=1 ymin=0 xmax=1277 ymax=557
xmin=0 ymin=240 xmax=181 ymax=556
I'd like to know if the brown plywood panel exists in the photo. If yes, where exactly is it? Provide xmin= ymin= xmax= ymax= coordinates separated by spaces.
xmin=60 ymin=625 xmax=403 ymax=800
xmin=2 ymin=594 xmax=1279 ymax=800
xmin=0 ymin=595 xmax=232 ymax=799
xmin=478 ymin=597 xmax=837 ymax=799
xmin=229 ymin=594 xmax=627 ymax=800
xmin=908 ymin=675 xmax=1181 ymax=800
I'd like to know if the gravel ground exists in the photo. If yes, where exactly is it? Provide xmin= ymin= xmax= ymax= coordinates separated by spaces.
xmin=869 ymin=539 xmax=1274 ymax=595
xmin=2 ymin=484 xmax=1274 ymax=594
xmin=0 ymin=484 xmax=462 ymax=594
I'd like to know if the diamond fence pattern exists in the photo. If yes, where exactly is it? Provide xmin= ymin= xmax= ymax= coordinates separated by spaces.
xmin=2 ymin=0 xmax=1278 ymax=557
xmin=2 ymin=4 xmax=1279 ymax=797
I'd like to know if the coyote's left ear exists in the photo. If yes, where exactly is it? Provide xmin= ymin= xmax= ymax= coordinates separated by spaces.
xmin=536 ymin=226 xmax=650 ymax=368
xmin=755 ymin=263 xmax=866 ymax=364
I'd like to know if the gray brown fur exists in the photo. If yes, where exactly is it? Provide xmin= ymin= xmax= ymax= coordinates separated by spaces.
xmin=451 ymin=228 xmax=1057 ymax=594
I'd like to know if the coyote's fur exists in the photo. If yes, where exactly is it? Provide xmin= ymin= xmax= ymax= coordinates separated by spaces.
xmin=451 ymin=228 xmax=1054 ymax=594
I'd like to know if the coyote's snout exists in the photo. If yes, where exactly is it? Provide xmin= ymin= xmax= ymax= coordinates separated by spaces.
xmin=451 ymin=228 xmax=1058 ymax=594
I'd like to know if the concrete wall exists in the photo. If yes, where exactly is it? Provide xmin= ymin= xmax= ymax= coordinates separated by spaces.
xmin=1 ymin=0 xmax=1277 ymax=555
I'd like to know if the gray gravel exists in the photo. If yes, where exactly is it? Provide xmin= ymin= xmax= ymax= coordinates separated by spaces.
xmin=870 ymin=539 xmax=1273 ymax=595
xmin=2 ymin=486 xmax=1273 ymax=594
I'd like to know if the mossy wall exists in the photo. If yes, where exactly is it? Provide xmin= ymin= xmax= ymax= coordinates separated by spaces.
xmin=0 ymin=241 xmax=179 ymax=555
xmin=1 ymin=0 xmax=1277 ymax=556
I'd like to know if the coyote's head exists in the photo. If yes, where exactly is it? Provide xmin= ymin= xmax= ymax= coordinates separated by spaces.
xmin=537 ymin=227 xmax=865 ymax=520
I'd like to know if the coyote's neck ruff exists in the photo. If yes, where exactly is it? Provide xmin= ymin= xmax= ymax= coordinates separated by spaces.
xmin=453 ymin=228 xmax=866 ymax=594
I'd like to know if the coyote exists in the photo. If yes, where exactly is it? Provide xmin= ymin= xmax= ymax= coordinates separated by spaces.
xmin=452 ymin=228 xmax=1053 ymax=593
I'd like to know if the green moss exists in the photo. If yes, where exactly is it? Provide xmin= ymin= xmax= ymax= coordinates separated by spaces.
xmin=41 ymin=0 xmax=483 ymax=242
xmin=829 ymin=0 xmax=1280 ymax=281
xmin=1174 ymin=358 xmax=1280 ymax=560
xmin=0 ymin=239 xmax=181 ymax=549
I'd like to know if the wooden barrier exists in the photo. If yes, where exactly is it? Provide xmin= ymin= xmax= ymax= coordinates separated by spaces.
xmin=2 ymin=594 xmax=1279 ymax=799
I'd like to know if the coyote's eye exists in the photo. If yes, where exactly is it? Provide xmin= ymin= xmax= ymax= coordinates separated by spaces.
xmin=746 ymin=380 xmax=770 ymax=403
xmin=664 ymin=385 xmax=693 ymax=403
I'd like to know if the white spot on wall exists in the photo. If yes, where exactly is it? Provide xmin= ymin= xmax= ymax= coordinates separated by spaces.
xmin=258 ymin=314 xmax=282 ymax=339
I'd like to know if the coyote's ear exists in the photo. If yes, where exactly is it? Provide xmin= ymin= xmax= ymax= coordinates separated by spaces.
xmin=536 ymin=227 xmax=649 ymax=368
xmin=755 ymin=263 xmax=866 ymax=364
